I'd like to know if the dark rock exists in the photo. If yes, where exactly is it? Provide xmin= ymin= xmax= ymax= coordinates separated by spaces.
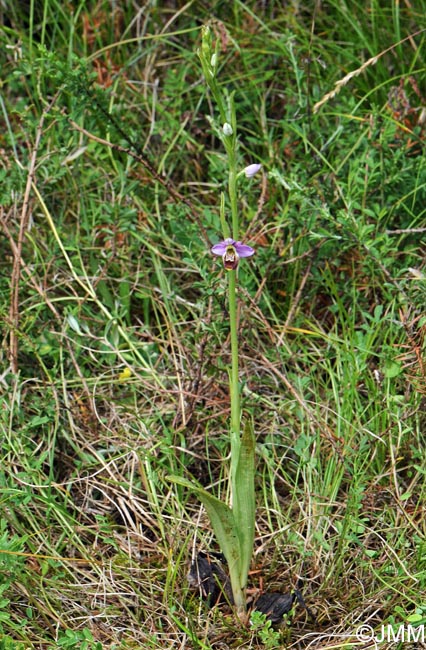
xmin=253 ymin=589 xmax=312 ymax=624
xmin=187 ymin=551 xmax=233 ymax=606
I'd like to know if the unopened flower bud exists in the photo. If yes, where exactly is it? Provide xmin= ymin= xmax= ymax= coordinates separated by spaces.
xmin=223 ymin=122 xmax=233 ymax=136
xmin=243 ymin=163 xmax=262 ymax=178
xmin=210 ymin=53 xmax=217 ymax=69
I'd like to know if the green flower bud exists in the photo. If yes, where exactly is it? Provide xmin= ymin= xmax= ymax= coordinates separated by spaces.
xmin=201 ymin=25 xmax=212 ymax=58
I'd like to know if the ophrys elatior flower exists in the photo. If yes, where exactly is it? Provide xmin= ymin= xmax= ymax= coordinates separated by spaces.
xmin=211 ymin=238 xmax=255 ymax=270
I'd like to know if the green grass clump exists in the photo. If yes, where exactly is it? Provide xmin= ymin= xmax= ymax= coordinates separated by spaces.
xmin=1 ymin=1 xmax=425 ymax=648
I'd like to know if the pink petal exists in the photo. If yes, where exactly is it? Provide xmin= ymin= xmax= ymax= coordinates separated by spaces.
xmin=235 ymin=242 xmax=255 ymax=258
xmin=211 ymin=238 xmax=235 ymax=256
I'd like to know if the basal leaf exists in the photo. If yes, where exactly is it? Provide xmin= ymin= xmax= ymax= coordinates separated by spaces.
xmin=232 ymin=420 xmax=256 ymax=589
xmin=167 ymin=475 xmax=242 ymax=580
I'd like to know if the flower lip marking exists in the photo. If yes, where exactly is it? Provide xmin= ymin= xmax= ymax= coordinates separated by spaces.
xmin=223 ymin=245 xmax=238 ymax=270
xmin=211 ymin=238 xmax=255 ymax=270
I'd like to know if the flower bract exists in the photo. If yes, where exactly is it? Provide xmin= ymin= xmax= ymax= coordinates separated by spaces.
xmin=211 ymin=238 xmax=255 ymax=270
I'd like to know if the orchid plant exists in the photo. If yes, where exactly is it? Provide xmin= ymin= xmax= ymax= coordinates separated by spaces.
xmin=169 ymin=25 xmax=261 ymax=620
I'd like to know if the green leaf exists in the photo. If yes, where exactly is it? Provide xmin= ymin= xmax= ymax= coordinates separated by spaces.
xmin=407 ymin=613 xmax=424 ymax=624
xmin=232 ymin=420 xmax=256 ymax=589
xmin=167 ymin=475 xmax=242 ymax=580
xmin=384 ymin=360 xmax=402 ymax=378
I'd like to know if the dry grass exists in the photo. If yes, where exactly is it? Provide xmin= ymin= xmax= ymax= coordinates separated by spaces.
xmin=1 ymin=1 xmax=425 ymax=648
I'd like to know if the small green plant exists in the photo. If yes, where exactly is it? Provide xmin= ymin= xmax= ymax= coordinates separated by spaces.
xmin=56 ymin=628 xmax=102 ymax=650
xmin=249 ymin=610 xmax=282 ymax=649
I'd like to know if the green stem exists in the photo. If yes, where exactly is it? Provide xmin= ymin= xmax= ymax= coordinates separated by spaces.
xmin=229 ymin=159 xmax=238 ymax=240
xmin=228 ymin=94 xmax=238 ymax=241
xmin=232 ymin=589 xmax=247 ymax=622
xmin=227 ymin=107 xmax=240 ymax=483
xmin=226 ymin=97 xmax=245 ymax=614
xmin=228 ymin=270 xmax=240 ymax=463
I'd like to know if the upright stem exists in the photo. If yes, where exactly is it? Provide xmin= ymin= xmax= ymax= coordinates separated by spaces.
xmin=229 ymin=163 xmax=238 ymax=241
xmin=225 ymin=102 xmax=247 ymax=618
xmin=227 ymin=115 xmax=241 ymax=491
xmin=228 ymin=270 xmax=240 ymax=463
xmin=228 ymin=93 xmax=239 ymax=242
